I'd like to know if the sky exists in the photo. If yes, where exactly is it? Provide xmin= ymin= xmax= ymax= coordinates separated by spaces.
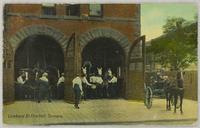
xmin=141 ymin=3 xmax=198 ymax=41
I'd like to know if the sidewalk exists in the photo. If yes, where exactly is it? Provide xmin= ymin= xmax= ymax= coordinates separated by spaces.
xmin=3 ymin=99 xmax=198 ymax=125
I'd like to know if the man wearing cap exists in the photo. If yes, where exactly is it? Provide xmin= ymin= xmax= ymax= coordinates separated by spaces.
xmin=72 ymin=74 xmax=83 ymax=109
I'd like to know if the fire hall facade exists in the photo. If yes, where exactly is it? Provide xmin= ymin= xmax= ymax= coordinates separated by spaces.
xmin=3 ymin=4 xmax=145 ymax=103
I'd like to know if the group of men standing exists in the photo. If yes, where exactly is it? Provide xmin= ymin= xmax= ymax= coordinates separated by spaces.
xmin=15 ymin=66 xmax=119 ymax=108
xmin=16 ymin=70 xmax=65 ymax=102
xmin=72 ymin=68 xmax=118 ymax=109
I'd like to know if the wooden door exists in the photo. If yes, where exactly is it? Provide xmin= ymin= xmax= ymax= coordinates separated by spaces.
xmin=3 ymin=42 xmax=15 ymax=103
xmin=126 ymin=36 xmax=145 ymax=100
xmin=64 ymin=33 xmax=76 ymax=103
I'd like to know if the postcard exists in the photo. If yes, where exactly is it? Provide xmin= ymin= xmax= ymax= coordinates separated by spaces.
xmin=2 ymin=2 xmax=198 ymax=126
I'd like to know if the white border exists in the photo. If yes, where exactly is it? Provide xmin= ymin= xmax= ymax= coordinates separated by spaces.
xmin=0 ymin=0 xmax=199 ymax=128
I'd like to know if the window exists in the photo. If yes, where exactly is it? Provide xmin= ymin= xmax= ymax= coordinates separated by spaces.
xmin=66 ymin=4 xmax=80 ymax=16
xmin=42 ymin=3 xmax=56 ymax=15
xmin=89 ymin=4 xmax=102 ymax=17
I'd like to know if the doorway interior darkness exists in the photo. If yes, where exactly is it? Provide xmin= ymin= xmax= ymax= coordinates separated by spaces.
xmin=15 ymin=35 xmax=64 ymax=77
xmin=82 ymin=37 xmax=125 ymax=78
xmin=14 ymin=35 xmax=65 ymax=100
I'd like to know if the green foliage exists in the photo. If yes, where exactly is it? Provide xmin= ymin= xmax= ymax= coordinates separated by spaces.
xmin=148 ymin=17 xmax=197 ymax=71
xmin=163 ymin=17 xmax=185 ymax=33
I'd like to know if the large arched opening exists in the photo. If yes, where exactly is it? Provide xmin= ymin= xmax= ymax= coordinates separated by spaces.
xmin=14 ymin=35 xmax=64 ymax=100
xmin=82 ymin=37 xmax=125 ymax=98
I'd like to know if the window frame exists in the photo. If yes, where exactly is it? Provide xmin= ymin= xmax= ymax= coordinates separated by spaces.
xmin=42 ymin=4 xmax=56 ymax=15
xmin=88 ymin=4 xmax=103 ymax=17
xmin=66 ymin=4 xmax=80 ymax=17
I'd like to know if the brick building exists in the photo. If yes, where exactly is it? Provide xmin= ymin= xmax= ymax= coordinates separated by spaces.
xmin=3 ymin=4 xmax=145 ymax=103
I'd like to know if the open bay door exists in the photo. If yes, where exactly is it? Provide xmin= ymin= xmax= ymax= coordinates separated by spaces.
xmin=126 ymin=36 xmax=145 ymax=100
xmin=64 ymin=33 xmax=76 ymax=103
xmin=3 ymin=42 xmax=15 ymax=103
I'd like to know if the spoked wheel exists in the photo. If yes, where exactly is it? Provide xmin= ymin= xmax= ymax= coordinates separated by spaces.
xmin=144 ymin=86 xmax=153 ymax=109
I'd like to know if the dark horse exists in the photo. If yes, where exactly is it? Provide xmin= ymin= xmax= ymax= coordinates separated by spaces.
xmin=165 ymin=73 xmax=184 ymax=114
xmin=46 ymin=65 xmax=59 ymax=99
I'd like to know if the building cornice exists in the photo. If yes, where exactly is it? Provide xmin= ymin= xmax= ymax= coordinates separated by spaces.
xmin=6 ymin=12 xmax=139 ymax=23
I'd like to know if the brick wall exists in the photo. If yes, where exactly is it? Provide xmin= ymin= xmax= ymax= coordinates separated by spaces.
xmin=3 ymin=4 xmax=142 ymax=102
xmin=6 ymin=4 xmax=139 ymax=18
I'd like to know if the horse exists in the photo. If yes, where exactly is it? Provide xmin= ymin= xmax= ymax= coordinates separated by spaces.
xmin=85 ymin=67 xmax=104 ymax=99
xmin=95 ymin=68 xmax=104 ymax=98
xmin=165 ymin=74 xmax=184 ymax=114
xmin=97 ymin=67 xmax=103 ymax=76
xmin=81 ymin=66 xmax=90 ymax=100
xmin=164 ymin=78 xmax=174 ymax=111
xmin=82 ymin=67 xmax=87 ymax=76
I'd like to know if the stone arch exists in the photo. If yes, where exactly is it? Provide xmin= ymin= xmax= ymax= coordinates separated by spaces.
xmin=79 ymin=28 xmax=130 ymax=56
xmin=8 ymin=25 xmax=69 ymax=52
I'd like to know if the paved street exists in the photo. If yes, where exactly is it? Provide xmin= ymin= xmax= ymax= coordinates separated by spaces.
xmin=3 ymin=99 xmax=198 ymax=125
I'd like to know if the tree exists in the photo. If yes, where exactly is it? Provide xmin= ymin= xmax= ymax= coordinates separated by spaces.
xmin=148 ymin=17 xmax=197 ymax=71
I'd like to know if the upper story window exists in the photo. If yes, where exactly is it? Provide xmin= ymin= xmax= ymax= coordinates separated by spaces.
xmin=42 ymin=3 xmax=56 ymax=15
xmin=66 ymin=4 xmax=80 ymax=16
xmin=89 ymin=4 xmax=102 ymax=17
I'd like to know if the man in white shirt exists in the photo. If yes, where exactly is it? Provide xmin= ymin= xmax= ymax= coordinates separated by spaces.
xmin=108 ymin=75 xmax=118 ymax=84
xmin=38 ymin=72 xmax=52 ymax=103
xmin=57 ymin=73 xmax=65 ymax=85
xmin=17 ymin=72 xmax=26 ymax=85
xmin=72 ymin=74 xmax=83 ymax=109
xmin=82 ymin=75 xmax=92 ymax=100
xmin=57 ymin=73 xmax=65 ymax=99
xmin=108 ymin=74 xmax=118 ymax=98
xmin=39 ymin=72 xmax=48 ymax=82
xmin=16 ymin=71 xmax=26 ymax=99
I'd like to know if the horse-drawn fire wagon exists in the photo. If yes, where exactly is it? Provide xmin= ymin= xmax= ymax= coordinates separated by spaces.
xmin=144 ymin=72 xmax=169 ymax=109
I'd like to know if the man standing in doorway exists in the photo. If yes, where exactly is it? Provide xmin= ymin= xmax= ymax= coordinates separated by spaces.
xmin=57 ymin=73 xmax=65 ymax=99
xmin=107 ymin=69 xmax=118 ymax=98
xmin=82 ymin=74 xmax=93 ymax=100
xmin=108 ymin=73 xmax=118 ymax=98
xmin=72 ymin=74 xmax=83 ymax=109
xmin=16 ymin=71 xmax=26 ymax=99
xmin=37 ymin=72 xmax=52 ymax=103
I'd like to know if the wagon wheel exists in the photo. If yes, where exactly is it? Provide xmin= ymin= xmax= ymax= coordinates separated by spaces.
xmin=144 ymin=86 xmax=153 ymax=109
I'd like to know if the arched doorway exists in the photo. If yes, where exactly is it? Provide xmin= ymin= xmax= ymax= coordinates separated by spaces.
xmin=14 ymin=35 xmax=64 ymax=100
xmin=82 ymin=37 xmax=125 ymax=98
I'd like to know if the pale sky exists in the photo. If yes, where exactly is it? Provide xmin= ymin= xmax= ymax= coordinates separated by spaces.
xmin=141 ymin=3 xmax=198 ymax=41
